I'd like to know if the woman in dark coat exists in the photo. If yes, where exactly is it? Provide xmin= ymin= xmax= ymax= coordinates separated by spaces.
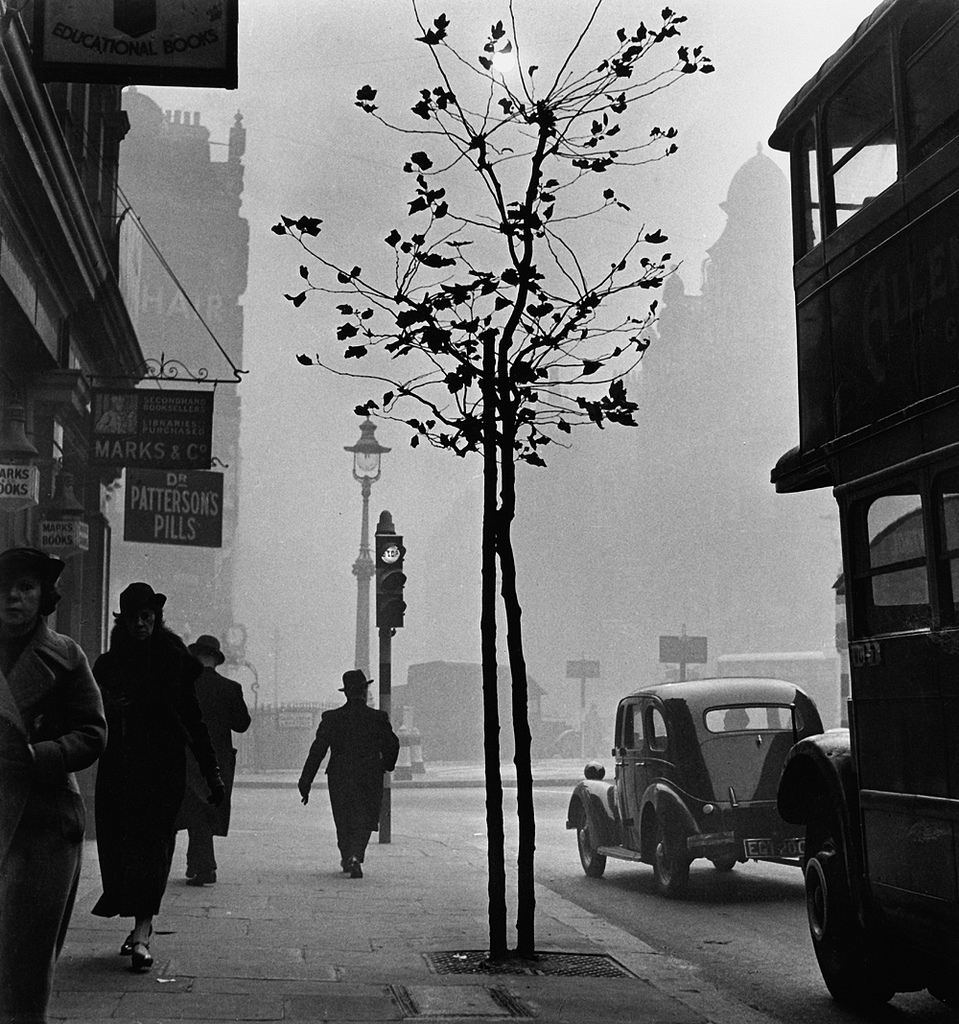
xmin=91 ymin=583 xmax=223 ymax=971
xmin=0 ymin=547 xmax=107 ymax=1024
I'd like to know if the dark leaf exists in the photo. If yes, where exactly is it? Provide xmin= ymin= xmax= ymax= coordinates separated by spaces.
xmin=271 ymin=222 xmax=287 ymax=235
xmin=336 ymin=304 xmax=354 ymax=314
xmin=294 ymin=216 xmax=322 ymax=236
xmin=356 ymin=84 xmax=378 ymax=102
xmin=285 ymin=292 xmax=307 ymax=307
xmin=385 ymin=229 xmax=401 ymax=247
xmin=557 ymin=418 xmax=571 ymax=433
xmin=410 ymin=151 xmax=433 ymax=170
xmin=344 ymin=345 xmax=368 ymax=359
xmin=296 ymin=353 xmax=314 ymax=365
xmin=523 ymin=451 xmax=547 ymax=467
xmin=582 ymin=360 xmax=601 ymax=375
xmin=644 ymin=229 xmax=668 ymax=244
xmin=336 ymin=323 xmax=359 ymax=340
xmin=299 ymin=265 xmax=310 ymax=280
xmin=478 ymin=56 xmax=492 ymax=70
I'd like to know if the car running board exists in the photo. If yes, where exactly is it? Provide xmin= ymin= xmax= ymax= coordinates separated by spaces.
xmin=597 ymin=845 xmax=646 ymax=862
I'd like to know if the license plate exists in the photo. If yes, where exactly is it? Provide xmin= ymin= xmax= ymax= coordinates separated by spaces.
xmin=745 ymin=837 xmax=804 ymax=858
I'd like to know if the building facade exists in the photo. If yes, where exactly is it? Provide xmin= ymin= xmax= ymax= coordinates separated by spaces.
xmin=1 ymin=10 xmax=144 ymax=659
xmin=107 ymin=88 xmax=248 ymax=647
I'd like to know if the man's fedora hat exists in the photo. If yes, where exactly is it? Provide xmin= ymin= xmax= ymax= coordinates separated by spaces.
xmin=340 ymin=669 xmax=374 ymax=692
xmin=189 ymin=634 xmax=225 ymax=665
xmin=119 ymin=582 xmax=166 ymax=614
xmin=0 ymin=547 xmax=64 ymax=585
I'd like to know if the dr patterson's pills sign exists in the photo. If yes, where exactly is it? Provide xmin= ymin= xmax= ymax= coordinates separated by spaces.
xmin=124 ymin=469 xmax=223 ymax=547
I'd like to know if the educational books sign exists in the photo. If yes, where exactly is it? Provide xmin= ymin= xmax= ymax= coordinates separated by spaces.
xmin=90 ymin=388 xmax=213 ymax=470
xmin=32 ymin=0 xmax=238 ymax=89
xmin=124 ymin=468 xmax=223 ymax=547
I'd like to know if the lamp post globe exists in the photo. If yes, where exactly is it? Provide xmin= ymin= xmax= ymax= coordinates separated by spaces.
xmin=345 ymin=418 xmax=390 ymax=683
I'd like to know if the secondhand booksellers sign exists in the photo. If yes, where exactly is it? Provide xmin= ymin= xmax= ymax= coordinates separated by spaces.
xmin=124 ymin=468 xmax=223 ymax=547
xmin=90 ymin=388 xmax=213 ymax=471
xmin=32 ymin=0 xmax=238 ymax=89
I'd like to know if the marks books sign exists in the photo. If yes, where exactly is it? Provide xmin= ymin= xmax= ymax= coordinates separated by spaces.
xmin=90 ymin=388 xmax=213 ymax=471
xmin=124 ymin=469 xmax=223 ymax=547
xmin=32 ymin=0 xmax=238 ymax=89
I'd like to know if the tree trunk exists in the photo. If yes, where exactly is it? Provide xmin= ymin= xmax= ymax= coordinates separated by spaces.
xmin=498 ymin=438 xmax=536 ymax=956
xmin=482 ymin=345 xmax=508 ymax=960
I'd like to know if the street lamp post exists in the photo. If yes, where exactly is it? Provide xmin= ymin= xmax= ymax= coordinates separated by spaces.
xmin=345 ymin=418 xmax=390 ymax=681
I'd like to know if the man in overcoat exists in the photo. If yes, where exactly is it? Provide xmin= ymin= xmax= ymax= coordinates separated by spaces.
xmin=298 ymin=670 xmax=399 ymax=878
xmin=176 ymin=635 xmax=251 ymax=885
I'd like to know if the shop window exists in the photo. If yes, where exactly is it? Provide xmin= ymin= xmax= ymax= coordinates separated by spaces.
xmin=902 ymin=4 xmax=959 ymax=168
xmin=794 ymin=121 xmax=822 ymax=254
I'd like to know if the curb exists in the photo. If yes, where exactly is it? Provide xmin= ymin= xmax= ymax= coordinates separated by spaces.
xmin=234 ymin=776 xmax=583 ymax=790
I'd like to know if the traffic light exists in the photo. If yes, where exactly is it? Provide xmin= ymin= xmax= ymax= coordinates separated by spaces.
xmin=375 ymin=532 xmax=406 ymax=629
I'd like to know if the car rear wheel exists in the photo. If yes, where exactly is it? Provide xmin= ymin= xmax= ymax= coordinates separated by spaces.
xmin=652 ymin=812 xmax=690 ymax=897
xmin=710 ymin=854 xmax=737 ymax=872
xmin=804 ymin=817 xmax=894 ymax=1007
xmin=576 ymin=802 xmax=606 ymax=878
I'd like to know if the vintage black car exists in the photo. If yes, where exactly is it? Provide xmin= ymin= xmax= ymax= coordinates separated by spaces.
xmin=566 ymin=677 xmax=823 ymax=896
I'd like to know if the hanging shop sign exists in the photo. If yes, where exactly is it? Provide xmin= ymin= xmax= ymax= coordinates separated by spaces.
xmin=32 ymin=0 xmax=238 ymax=89
xmin=0 ymin=464 xmax=40 ymax=513
xmin=90 ymin=388 xmax=213 ymax=471
xmin=39 ymin=518 xmax=90 ymax=557
xmin=124 ymin=468 xmax=223 ymax=547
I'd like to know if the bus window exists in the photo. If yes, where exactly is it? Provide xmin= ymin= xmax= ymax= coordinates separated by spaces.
xmin=853 ymin=489 xmax=930 ymax=635
xmin=901 ymin=4 xmax=959 ymax=169
xmin=794 ymin=121 xmax=822 ymax=254
xmin=824 ymin=46 xmax=897 ymax=231
xmin=935 ymin=473 xmax=959 ymax=622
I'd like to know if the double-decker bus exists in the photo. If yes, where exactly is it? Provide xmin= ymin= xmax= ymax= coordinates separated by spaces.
xmin=770 ymin=0 xmax=959 ymax=1010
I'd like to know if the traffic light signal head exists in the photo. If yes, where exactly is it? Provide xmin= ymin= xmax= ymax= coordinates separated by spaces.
xmin=375 ymin=533 xmax=406 ymax=629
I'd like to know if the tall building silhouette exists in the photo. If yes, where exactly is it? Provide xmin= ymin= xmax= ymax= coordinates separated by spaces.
xmin=107 ymin=89 xmax=249 ymax=644
xmin=512 ymin=147 xmax=836 ymax=720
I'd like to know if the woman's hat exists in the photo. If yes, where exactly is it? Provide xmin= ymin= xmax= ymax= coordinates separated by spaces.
xmin=119 ymin=582 xmax=166 ymax=614
xmin=340 ymin=669 xmax=374 ymax=692
xmin=0 ymin=547 xmax=64 ymax=585
xmin=189 ymin=634 xmax=225 ymax=665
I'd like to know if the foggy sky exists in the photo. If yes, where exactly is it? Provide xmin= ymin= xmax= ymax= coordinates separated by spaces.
xmin=122 ymin=0 xmax=880 ymax=714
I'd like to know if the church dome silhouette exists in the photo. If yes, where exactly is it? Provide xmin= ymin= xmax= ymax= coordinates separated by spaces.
xmin=719 ymin=144 xmax=788 ymax=220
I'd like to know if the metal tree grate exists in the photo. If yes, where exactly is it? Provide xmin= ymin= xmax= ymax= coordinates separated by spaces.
xmin=424 ymin=950 xmax=634 ymax=978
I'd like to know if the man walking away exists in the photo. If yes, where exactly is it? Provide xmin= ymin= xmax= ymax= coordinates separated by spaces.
xmin=176 ymin=635 xmax=251 ymax=885
xmin=298 ymin=670 xmax=399 ymax=878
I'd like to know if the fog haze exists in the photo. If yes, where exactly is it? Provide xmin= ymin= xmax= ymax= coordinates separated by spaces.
xmin=117 ymin=1 xmax=878 ymax=724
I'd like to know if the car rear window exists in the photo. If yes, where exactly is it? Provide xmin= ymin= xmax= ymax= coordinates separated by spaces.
xmin=703 ymin=705 xmax=801 ymax=733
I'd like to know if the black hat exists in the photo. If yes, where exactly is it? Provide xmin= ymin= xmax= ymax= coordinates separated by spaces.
xmin=340 ymin=669 xmax=374 ymax=692
xmin=119 ymin=582 xmax=166 ymax=614
xmin=189 ymin=634 xmax=225 ymax=665
xmin=0 ymin=547 xmax=64 ymax=585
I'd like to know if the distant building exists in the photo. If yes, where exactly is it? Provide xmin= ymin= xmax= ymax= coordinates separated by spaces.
xmin=107 ymin=89 xmax=249 ymax=646
xmin=512 ymin=147 xmax=837 ymax=722
xmin=398 ymin=661 xmax=562 ymax=763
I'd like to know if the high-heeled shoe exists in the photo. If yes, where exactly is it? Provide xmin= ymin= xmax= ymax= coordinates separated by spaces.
xmin=119 ymin=932 xmax=135 ymax=956
xmin=130 ymin=942 xmax=153 ymax=971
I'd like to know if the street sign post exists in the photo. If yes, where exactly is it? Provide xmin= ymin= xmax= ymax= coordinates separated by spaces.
xmin=659 ymin=627 xmax=707 ymax=682
xmin=566 ymin=657 xmax=601 ymax=759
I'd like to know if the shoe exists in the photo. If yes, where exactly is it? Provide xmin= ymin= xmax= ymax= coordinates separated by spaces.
xmin=130 ymin=942 xmax=153 ymax=971
xmin=186 ymin=870 xmax=216 ymax=886
xmin=348 ymin=857 xmax=363 ymax=879
xmin=185 ymin=867 xmax=197 ymax=879
xmin=119 ymin=932 xmax=135 ymax=956
xmin=341 ymin=860 xmax=350 ymax=873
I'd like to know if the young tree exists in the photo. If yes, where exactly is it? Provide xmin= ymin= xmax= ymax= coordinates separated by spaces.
xmin=274 ymin=1 xmax=712 ymax=958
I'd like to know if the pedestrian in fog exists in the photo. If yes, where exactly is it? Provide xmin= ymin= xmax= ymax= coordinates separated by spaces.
xmin=91 ymin=584 xmax=224 ymax=971
xmin=0 ymin=547 xmax=106 ymax=1024
xmin=298 ymin=670 xmax=399 ymax=878
xmin=175 ymin=634 xmax=251 ymax=885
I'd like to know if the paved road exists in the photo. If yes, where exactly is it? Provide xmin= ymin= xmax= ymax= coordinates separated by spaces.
xmin=365 ymin=785 xmax=956 ymax=1023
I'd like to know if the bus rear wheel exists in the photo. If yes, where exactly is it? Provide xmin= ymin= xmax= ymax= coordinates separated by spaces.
xmin=652 ymin=812 xmax=690 ymax=898
xmin=804 ymin=820 xmax=894 ymax=1007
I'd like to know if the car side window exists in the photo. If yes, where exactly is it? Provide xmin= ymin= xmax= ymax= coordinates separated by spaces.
xmin=646 ymin=706 xmax=667 ymax=753
xmin=621 ymin=702 xmax=643 ymax=750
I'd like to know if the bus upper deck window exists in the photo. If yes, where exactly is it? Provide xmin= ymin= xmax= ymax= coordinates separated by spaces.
xmin=902 ymin=7 xmax=959 ymax=169
xmin=794 ymin=122 xmax=821 ymax=254
xmin=935 ymin=472 xmax=959 ymax=624
xmin=852 ymin=489 xmax=930 ymax=636
xmin=824 ymin=46 xmax=896 ymax=233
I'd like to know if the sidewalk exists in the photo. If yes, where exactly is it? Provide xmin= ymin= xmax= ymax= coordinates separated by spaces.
xmin=233 ymin=760 xmax=588 ymax=790
xmin=50 ymin=784 xmax=778 ymax=1024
